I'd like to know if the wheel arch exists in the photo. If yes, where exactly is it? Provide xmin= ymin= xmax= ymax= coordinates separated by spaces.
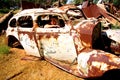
xmin=7 ymin=35 xmax=23 ymax=48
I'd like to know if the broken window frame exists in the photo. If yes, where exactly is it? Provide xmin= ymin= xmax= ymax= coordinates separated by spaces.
xmin=17 ymin=15 xmax=33 ymax=28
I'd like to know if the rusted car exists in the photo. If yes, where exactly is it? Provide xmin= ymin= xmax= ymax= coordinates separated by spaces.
xmin=6 ymin=7 xmax=120 ymax=78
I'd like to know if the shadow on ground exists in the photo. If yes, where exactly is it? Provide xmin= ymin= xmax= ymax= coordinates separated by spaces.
xmin=86 ymin=69 xmax=120 ymax=80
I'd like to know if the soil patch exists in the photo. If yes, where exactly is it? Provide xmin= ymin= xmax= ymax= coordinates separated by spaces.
xmin=0 ymin=48 xmax=84 ymax=80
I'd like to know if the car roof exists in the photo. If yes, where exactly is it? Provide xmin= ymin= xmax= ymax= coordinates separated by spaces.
xmin=14 ymin=8 xmax=66 ymax=17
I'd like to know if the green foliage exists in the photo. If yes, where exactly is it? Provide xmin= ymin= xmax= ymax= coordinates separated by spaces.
xmin=93 ymin=0 xmax=99 ymax=4
xmin=0 ymin=8 xmax=10 ymax=13
xmin=0 ymin=35 xmax=10 ymax=55
xmin=0 ymin=45 xmax=10 ymax=55
xmin=73 ymin=0 xmax=83 ymax=4
xmin=113 ymin=0 xmax=120 ymax=7
xmin=111 ymin=24 xmax=120 ymax=29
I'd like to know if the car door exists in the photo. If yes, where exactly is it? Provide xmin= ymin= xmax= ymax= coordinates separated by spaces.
xmin=17 ymin=15 xmax=41 ymax=57
xmin=35 ymin=25 xmax=77 ymax=63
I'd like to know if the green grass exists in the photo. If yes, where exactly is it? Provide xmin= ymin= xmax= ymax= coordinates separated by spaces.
xmin=111 ymin=24 xmax=120 ymax=29
xmin=0 ymin=34 xmax=10 ymax=55
xmin=0 ymin=45 xmax=10 ymax=55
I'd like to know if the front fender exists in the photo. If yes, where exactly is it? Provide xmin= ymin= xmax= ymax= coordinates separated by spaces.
xmin=77 ymin=48 xmax=120 ymax=77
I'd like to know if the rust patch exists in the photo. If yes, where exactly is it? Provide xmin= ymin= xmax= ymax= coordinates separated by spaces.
xmin=82 ymin=4 xmax=101 ymax=18
xmin=88 ymin=53 xmax=119 ymax=67
xmin=88 ymin=66 xmax=103 ymax=77
xmin=82 ymin=3 xmax=120 ymax=26
xmin=87 ymin=50 xmax=120 ymax=77
xmin=76 ymin=22 xmax=97 ymax=48
xmin=18 ymin=31 xmax=35 ymax=40
xmin=37 ymin=32 xmax=59 ymax=40
xmin=11 ymin=29 xmax=14 ymax=32
xmin=77 ymin=49 xmax=120 ymax=77
xmin=111 ymin=42 xmax=120 ymax=54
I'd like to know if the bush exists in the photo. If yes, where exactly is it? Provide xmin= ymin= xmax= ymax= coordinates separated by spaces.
xmin=113 ymin=0 xmax=120 ymax=7
xmin=0 ymin=45 xmax=10 ymax=55
xmin=0 ymin=8 xmax=10 ymax=13
xmin=111 ymin=23 xmax=120 ymax=29
xmin=0 ymin=34 xmax=10 ymax=55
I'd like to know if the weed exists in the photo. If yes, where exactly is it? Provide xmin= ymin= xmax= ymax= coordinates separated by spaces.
xmin=0 ymin=45 xmax=10 ymax=55
xmin=0 ymin=34 xmax=10 ymax=55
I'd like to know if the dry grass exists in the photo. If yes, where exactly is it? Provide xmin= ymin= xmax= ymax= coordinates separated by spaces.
xmin=0 ymin=48 xmax=84 ymax=80
xmin=0 ymin=13 xmax=4 ymax=18
xmin=0 ymin=34 xmax=10 ymax=55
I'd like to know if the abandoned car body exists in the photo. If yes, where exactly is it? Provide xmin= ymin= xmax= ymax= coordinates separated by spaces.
xmin=6 ymin=8 xmax=120 ymax=78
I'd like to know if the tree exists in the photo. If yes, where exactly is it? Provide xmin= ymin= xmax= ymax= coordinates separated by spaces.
xmin=74 ymin=0 xmax=83 ymax=5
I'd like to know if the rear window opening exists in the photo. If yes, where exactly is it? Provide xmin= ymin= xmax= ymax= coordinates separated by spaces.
xmin=18 ymin=16 xmax=33 ymax=28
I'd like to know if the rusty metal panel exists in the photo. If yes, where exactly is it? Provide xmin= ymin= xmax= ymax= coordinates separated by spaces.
xmin=35 ymin=28 xmax=77 ymax=63
xmin=45 ymin=48 xmax=120 ymax=78
xmin=78 ymin=49 xmax=120 ymax=77
xmin=18 ymin=28 xmax=41 ymax=57
xmin=99 ymin=10 xmax=120 ymax=26
xmin=77 ymin=48 xmax=120 ymax=78
xmin=82 ymin=4 xmax=101 ymax=18
xmin=82 ymin=3 xmax=120 ymax=26
xmin=75 ymin=20 xmax=99 ymax=49
xmin=111 ymin=41 xmax=120 ymax=54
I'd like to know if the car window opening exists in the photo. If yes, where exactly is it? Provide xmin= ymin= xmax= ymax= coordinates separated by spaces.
xmin=18 ymin=16 xmax=33 ymax=28
xmin=37 ymin=15 xmax=65 ymax=28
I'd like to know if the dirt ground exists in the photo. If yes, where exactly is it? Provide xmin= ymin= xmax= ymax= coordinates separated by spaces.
xmin=1 ymin=49 xmax=120 ymax=80
xmin=0 ymin=48 xmax=84 ymax=80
